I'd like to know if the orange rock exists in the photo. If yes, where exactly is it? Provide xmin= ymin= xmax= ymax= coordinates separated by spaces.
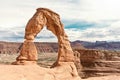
xmin=13 ymin=8 xmax=74 ymax=65
xmin=12 ymin=8 xmax=80 ymax=79
xmin=0 ymin=63 xmax=81 ymax=80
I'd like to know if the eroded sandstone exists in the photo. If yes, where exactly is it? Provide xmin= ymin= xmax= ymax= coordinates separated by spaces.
xmin=12 ymin=8 xmax=80 ymax=79
xmin=74 ymin=49 xmax=120 ymax=78
xmin=13 ymin=8 xmax=74 ymax=65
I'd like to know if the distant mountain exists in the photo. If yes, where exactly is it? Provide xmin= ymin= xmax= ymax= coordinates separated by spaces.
xmin=0 ymin=41 xmax=84 ymax=54
xmin=73 ymin=40 xmax=120 ymax=51
xmin=0 ymin=40 xmax=119 ymax=54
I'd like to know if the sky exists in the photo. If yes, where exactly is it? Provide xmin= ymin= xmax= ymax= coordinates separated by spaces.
xmin=0 ymin=0 xmax=120 ymax=42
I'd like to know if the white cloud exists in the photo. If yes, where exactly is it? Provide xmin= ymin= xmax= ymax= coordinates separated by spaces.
xmin=0 ymin=0 xmax=80 ymax=26
xmin=78 ymin=0 xmax=120 ymax=22
xmin=0 ymin=21 xmax=119 ymax=42
xmin=65 ymin=21 xmax=120 ymax=42
xmin=0 ymin=0 xmax=120 ymax=42
xmin=1 ymin=0 xmax=120 ymax=24
xmin=1 ymin=0 xmax=120 ymax=25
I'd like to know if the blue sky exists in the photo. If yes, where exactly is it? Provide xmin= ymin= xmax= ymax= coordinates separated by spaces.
xmin=0 ymin=0 xmax=120 ymax=42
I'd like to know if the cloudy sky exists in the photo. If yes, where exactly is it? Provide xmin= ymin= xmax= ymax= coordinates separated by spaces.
xmin=0 ymin=0 xmax=120 ymax=42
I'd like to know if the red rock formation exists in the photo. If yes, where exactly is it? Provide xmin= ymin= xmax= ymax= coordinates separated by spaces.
xmin=75 ymin=49 xmax=120 ymax=78
xmin=0 ymin=42 xmax=84 ymax=54
xmin=13 ymin=8 xmax=75 ymax=65
xmin=14 ymin=40 xmax=38 ymax=65
xmin=12 ymin=8 xmax=81 ymax=79
xmin=0 ymin=42 xmax=21 ymax=54
xmin=74 ymin=51 xmax=83 ymax=77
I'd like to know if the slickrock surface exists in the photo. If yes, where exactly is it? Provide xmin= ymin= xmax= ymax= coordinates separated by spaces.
xmin=0 ymin=62 xmax=80 ymax=80
xmin=0 ymin=64 xmax=120 ymax=80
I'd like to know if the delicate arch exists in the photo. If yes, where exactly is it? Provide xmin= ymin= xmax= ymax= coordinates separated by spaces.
xmin=13 ymin=8 xmax=74 ymax=66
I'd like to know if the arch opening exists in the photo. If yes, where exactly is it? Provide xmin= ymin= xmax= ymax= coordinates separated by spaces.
xmin=34 ymin=27 xmax=57 ymax=42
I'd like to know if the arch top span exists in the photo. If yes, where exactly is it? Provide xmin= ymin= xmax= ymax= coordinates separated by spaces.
xmin=37 ymin=8 xmax=59 ymax=16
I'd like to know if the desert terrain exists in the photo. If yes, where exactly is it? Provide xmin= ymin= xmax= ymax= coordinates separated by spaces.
xmin=0 ymin=52 xmax=120 ymax=80
xmin=0 ymin=41 xmax=120 ymax=80
xmin=0 ymin=11 xmax=120 ymax=79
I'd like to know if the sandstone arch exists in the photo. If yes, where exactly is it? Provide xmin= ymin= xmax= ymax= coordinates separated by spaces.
xmin=12 ymin=8 xmax=81 ymax=80
xmin=12 ymin=8 xmax=75 ymax=66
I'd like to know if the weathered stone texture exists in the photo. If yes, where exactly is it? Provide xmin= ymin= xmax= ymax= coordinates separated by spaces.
xmin=74 ymin=49 xmax=120 ymax=78
xmin=12 ymin=8 xmax=80 ymax=79
xmin=13 ymin=8 xmax=75 ymax=65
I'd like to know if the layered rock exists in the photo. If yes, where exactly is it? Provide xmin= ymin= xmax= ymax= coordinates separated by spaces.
xmin=12 ymin=8 xmax=80 ymax=79
xmin=74 ymin=49 xmax=120 ymax=78
xmin=0 ymin=42 xmax=84 ymax=54
xmin=74 ymin=51 xmax=83 ymax=77
xmin=73 ymin=40 xmax=120 ymax=51
xmin=0 ymin=42 xmax=21 ymax=54
xmin=0 ymin=42 xmax=57 ymax=54
xmin=35 ymin=42 xmax=58 ymax=53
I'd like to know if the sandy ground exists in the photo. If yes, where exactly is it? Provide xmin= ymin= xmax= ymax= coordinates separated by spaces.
xmin=0 ymin=64 xmax=47 ymax=80
xmin=1 ymin=53 xmax=120 ymax=80
xmin=0 ymin=64 xmax=120 ymax=80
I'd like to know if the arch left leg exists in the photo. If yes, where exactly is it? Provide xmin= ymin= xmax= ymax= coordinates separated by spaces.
xmin=12 ymin=11 xmax=46 ymax=65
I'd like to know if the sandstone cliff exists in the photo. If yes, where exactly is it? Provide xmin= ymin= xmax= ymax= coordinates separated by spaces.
xmin=74 ymin=49 xmax=120 ymax=78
